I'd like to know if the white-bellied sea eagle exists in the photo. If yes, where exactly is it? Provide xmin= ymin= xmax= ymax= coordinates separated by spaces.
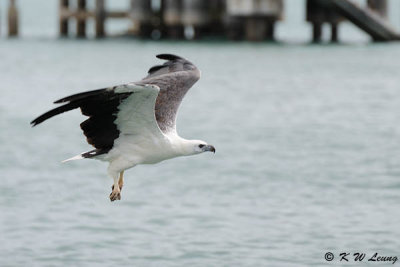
xmin=31 ymin=54 xmax=215 ymax=201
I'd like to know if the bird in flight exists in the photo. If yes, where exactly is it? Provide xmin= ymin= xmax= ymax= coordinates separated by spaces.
xmin=31 ymin=54 xmax=215 ymax=201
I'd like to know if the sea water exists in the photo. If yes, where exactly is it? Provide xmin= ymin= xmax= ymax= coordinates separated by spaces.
xmin=1 ymin=1 xmax=400 ymax=266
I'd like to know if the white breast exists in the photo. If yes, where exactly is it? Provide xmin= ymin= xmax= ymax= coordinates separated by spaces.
xmin=103 ymin=131 xmax=181 ymax=171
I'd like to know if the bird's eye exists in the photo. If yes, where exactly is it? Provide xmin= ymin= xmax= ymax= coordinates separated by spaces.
xmin=199 ymin=144 xmax=205 ymax=148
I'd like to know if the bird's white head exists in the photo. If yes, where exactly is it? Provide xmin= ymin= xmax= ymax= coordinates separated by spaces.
xmin=179 ymin=139 xmax=216 ymax=156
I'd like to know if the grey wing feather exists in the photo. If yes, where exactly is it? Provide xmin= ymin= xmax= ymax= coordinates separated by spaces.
xmin=142 ymin=54 xmax=201 ymax=133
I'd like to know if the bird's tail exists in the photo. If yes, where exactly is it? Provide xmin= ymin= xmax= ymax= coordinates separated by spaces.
xmin=62 ymin=154 xmax=83 ymax=163
xmin=61 ymin=149 xmax=105 ymax=163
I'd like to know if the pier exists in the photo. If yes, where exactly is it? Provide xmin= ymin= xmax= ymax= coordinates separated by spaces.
xmin=58 ymin=0 xmax=128 ymax=38
xmin=308 ymin=0 xmax=399 ymax=42
xmin=1 ymin=0 xmax=399 ymax=42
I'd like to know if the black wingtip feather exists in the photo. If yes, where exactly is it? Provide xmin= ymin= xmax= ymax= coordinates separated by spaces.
xmin=31 ymin=88 xmax=128 ymax=128
xmin=148 ymin=65 xmax=166 ymax=74
xmin=31 ymin=101 xmax=81 ymax=127
xmin=156 ymin=54 xmax=183 ymax=61
xmin=54 ymin=88 xmax=106 ymax=104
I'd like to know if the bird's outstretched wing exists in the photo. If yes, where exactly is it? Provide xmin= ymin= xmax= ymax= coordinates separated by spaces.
xmin=31 ymin=54 xmax=199 ymax=157
xmin=31 ymin=83 xmax=163 ymax=158
xmin=142 ymin=54 xmax=201 ymax=134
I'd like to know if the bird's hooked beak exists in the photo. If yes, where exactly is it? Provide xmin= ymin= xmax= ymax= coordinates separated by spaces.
xmin=204 ymin=145 xmax=216 ymax=153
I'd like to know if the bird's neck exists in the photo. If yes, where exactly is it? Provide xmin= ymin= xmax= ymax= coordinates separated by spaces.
xmin=169 ymin=135 xmax=195 ymax=156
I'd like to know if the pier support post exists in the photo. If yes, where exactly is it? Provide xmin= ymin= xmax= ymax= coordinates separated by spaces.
xmin=130 ymin=0 xmax=152 ymax=38
xmin=226 ymin=0 xmax=282 ymax=42
xmin=59 ymin=0 xmax=69 ymax=36
xmin=164 ymin=0 xmax=183 ymax=39
xmin=307 ymin=0 xmax=343 ymax=43
xmin=95 ymin=0 xmax=105 ymax=38
xmin=208 ymin=0 xmax=225 ymax=36
xmin=266 ymin=21 xmax=275 ymax=41
xmin=8 ymin=0 xmax=18 ymax=37
xmin=312 ymin=22 xmax=322 ymax=43
xmin=77 ymin=0 xmax=87 ymax=38
xmin=226 ymin=17 xmax=245 ymax=40
xmin=182 ymin=0 xmax=210 ymax=39
xmin=331 ymin=23 xmax=338 ymax=42
xmin=245 ymin=17 xmax=267 ymax=41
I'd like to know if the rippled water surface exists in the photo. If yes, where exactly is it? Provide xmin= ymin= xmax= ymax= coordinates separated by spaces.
xmin=1 ymin=2 xmax=400 ymax=266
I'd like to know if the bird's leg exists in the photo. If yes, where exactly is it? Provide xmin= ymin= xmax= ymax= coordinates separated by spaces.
xmin=109 ymin=175 xmax=121 ymax=202
xmin=118 ymin=171 xmax=124 ymax=191
xmin=111 ymin=171 xmax=124 ymax=191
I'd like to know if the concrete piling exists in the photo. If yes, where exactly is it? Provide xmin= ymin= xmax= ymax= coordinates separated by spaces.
xmin=163 ymin=0 xmax=183 ymax=38
xmin=245 ymin=17 xmax=268 ymax=41
xmin=226 ymin=0 xmax=283 ymax=41
xmin=331 ymin=23 xmax=338 ymax=42
xmin=182 ymin=0 xmax=210 ymax=39
xmin=130 ymin=0 xmax=153 ymax=38
xmin=59 ymin=0 xmax=69 ymax=36
xmin=8 ymin=0 xmax=18 ymax=37
xmin=77 ymin=0 xmax=87 ymax=37
xmin=95 ymin=0 xmax=105 ymax=38
xmin=306 ymin=0 xmax=343 ymax=43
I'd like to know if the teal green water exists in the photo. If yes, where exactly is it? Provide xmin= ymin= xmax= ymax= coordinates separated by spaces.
xmin=1 ymin=1 xmax=400 ymax=267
